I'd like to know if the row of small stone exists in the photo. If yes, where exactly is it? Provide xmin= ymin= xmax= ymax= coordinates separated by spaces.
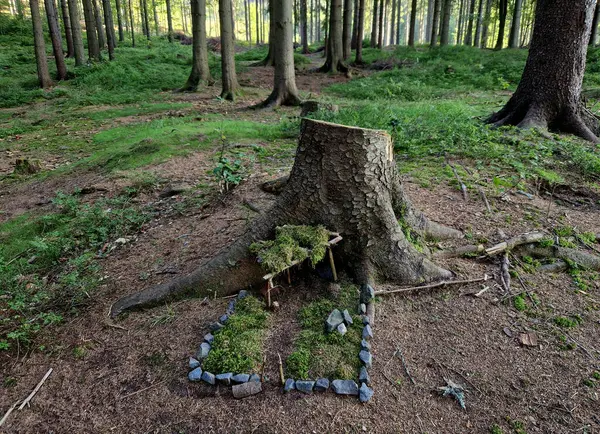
xmin=187 ymin=290 xmax=259 ymax=388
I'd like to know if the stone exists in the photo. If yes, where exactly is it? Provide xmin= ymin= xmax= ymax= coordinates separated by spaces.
xmin=326 ymin=309 xmax=344 ymax=333
xmin=360 ymin=284 xmax=375 ymax=303
xmin=342 ymin=309 xmax=353 ymax=325
xmin=249 ymin=373 xmax=261 ymax=382
xmin=337 ymin=322 xmax=347 ymax=336
xmin=189 ymin=357 xmax=200 ymax=369
xmin=295 ymin=380 xmax=315 ymax=394
xmin=238 ymin=290 xmax=249 ymax=299
xmin=231 ymin=373 xmax=250 ymax=384
xmin=204 ymin=333 xmax=214 ymax=344
xmin=227 ymin=299 xmax=236 ymax=313
xmin=209 ymin=322 xmax=224 ymax=332
xmin=188 ymin=367 xmax=203 ymax=382
xmin=359 ymin=366 xmax=370 ymax=385
xmin=284 ymin=378 xmax=295 ymax=392
xmin=331 ymin=379 xmax=359 ymax=395
xmin=232 ymin=381 xmax=262 ymax=399
xmin=359 ymin=350 xmax=372 ymax=368
xmin=216 ymin=373 xmax=233 ymax=385
xmin=197 ymin=342 xmax=211 ymax=359
xmin=272 ymin=301 xmax=280 ymax=311
xmin=219 ymin=314 xmax=229 ymax=324
xmin=359 ymin=383 xmax=374 ymax=403
xmin=359 ymin=303 xmax=367 ymax=315
xmin=201 ymin=371 xmax=216 ymax=385
xmin=362 ymin=315 xmax=370 ymax=325
xmin=362 ymin=324 xmax=373 ymax=340
xmin=361 ymin=340 xmax=371 ymax=351
xmin=314 ymin=378 xmax=329 ymax=392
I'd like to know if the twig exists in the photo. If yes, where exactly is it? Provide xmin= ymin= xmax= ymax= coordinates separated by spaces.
xmin=478 ymin=187 xmax=492 ymax=213
xmin=0 ymin=401 xmax=20 ymax=427
xmin=485 ymin=232 xmax=546 ymax=256
xmin=500 ymin=254 xmax=511 ymax=294
xmin=105 ymin=321 xmax=128 ymax=331
xmin=277 ymin=353 xmax=285 ymax=385
xmin=394 ymin=343 xmax=416 ymax=385
xmin=18 ymin=368 xmax=53 ymax=410
xmin=119 ymin=379 xmax=167 ymax=400
xmin=448 ymin=162 xmax=468 ymax=201
xmin=374 ymin=275 xmax=490 ymax=296
xmin=433 ymin=358 xmax=483 ymax=397
xmin=327 ymin=247 xmax=338 ymax=282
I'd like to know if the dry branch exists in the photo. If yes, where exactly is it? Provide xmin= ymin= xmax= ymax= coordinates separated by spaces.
xmin=18 ymin=368 xmax=53 ymax=410
xmin=374 ymin=275 xmax=490 ymax=296
xmin=485 ymin=232 xmax=546 ymax=256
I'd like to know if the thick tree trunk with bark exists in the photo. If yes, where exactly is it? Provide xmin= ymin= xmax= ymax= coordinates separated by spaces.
xmin=408 ymin=0 xmax=417 ymax=46
xmin=256 ymin=0 xmax=301 ymax=107
xmin=152 ymin=0 xmax=159 ymax=35
xmin=354 ymin=0 xmax=365 ymax=63
xmin=430 ymin=0 xmax=440 ymax=46
xmin=30 ymin=0 xmax=54 ymax=88
xmin=377 ymin=0 xmax=383 ymax=48
xmin=219 ymin=0 xmax=239 ymax=100
xmin=67 ymin=0 xmax=85 ymax=65
xmin=487 ymin=0 xmax=600 ymax=142
xmin=45 ymin=0 xmax=68 ymax=80
xmin=342 ymin=0 xmax=353 ymax=59
xmin=464 ymin=0 xmax=475 ymax=45
xmin=351 ymin=0 xmax=359 ymax=48
xmin=166 ymin=0 xmax=173 ymax=41
xmin=128 ymin=0 xmax=135 ymax=46
xmin=480 ymin=0 xmax=492 ymax=47
xmin=301 ymin=0 xmax=309 ymax=52
xmin=370 ymin=0 xmax=378 ymax=47
xmin=181 ymin=0 xmax=213 ymax=90
xmin=59 ymin=0 xmax=74 ymax=57
xmin=110 ymin=119 xmax=460 ymax=317
xmin=439 ymin=0 xmax=451 ymax=46
xmin=92 ymin=0 xmax=106 ymax=47
xmin=115 ymin=0 xmax=124 ymax=41
xmin=253 ymin=0 xmax=275 ymax=66
xmin=494 ymin=0 xmax=507 ymax=49
xmin=390 ymin=0 xmax=396 ymax=45
xmin=319 ymin=0 xmax=348 ymax=73
xmin=508 ymin=0 xmax=522 ymax=48
xmin=473 ymin=0 xmax=483 ymax=47
xmin=102 ymin=0 xmax=116 ymax=59
xmin=82 ymin=0 xmax=101 ymax=60
xmin=142 ymin=0 xmax=150 ymax=39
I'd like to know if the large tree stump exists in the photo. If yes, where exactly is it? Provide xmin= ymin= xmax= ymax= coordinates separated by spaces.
xmin=110 ymin=119 xmax=461 ymax=317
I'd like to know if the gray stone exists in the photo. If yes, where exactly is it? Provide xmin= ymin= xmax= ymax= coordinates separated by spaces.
xmin=209 ymin=322 xmax=224 ymax=332
xmin=201 ymin=371 xmax=216 ymax=385
xmin=231 ymin=373 xmax=250 ymax=384
xmin=359 ymin=350 xmax=372 ymax=368
xmin=331 ymin=379 xmax=359 ymax=395
xmin=362 ymin=324 xmax=373 ymax=340
xmin=359 ymin=366 xmax=370 ymax=385
xmin=326 ymin=309 xmax=344 ymax=333
xmin=232 ymin=381 xmax=262 ymax=398
xmin=295 ymin=380 xmax=315 ymax=394
xmin=361 ymin=339 xmax=371 ymax=351
xmin=284 ymin=378 xmax=295 ymax=392
xmin=362 ymin=315 xmax=370 ymax=325
xmin=238 ymin=290 xmax=249 ymax=299
xmin=216 ymin=373 xmax=233 ymax=385
xmin=227 ymin=300 xmax=236 ymax=313
xmin=314 ymin=378 xmax=329 ymax=392
xmin=189 ymin=357 xmax=200 ymax=369
xmin=249 ymin=373 xmax=261 ymax=382
xmin=204 ymin=333 xmax=214 ymax=344
xmin=188 ymin=367 xmax=203 ymax=382
xmin=359 ymin=303 xmax=367 ymax=315
xmin=360 ymin=284 xmax=375 ymax=303
xmin=359 ymin=382 xmax=374 ymax=403
xmin=342 ymin=309 xmax=353 ymax=325
xmin=197 ymin=342 xmax=211 ymax=359
xmin=337 ymin=322 xmax=347 ymax=336
xmin=219 ymin=314 xmax=229 ymax=324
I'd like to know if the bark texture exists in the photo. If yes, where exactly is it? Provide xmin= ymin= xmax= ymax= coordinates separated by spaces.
xmin=92 ymin=0 xmax=106 ymax=48
xmin=82 ymin=0 xmax=101 ymax=60
xmin=370 ymin=0 xmax=378 ymax=47
xmin=354 ymin=0 xmax=365 ymax=63
xmin=464 ymin=0 xmax=475 ymax=45
xmin=408 ymin=0 xmax=417 ymax=46
xmin=181 ymin=0 xmax=213 ymax=90
xmin=30 ymin=0 xmax=53 ymax=88
xmin=115 ymin=0 xmax=124 ymax=42
xmin=430 ymin=0 xmax=440 ymax=46
xmin=166 ymin=0 xmax=173 ymax=42
xmin=110 ymin=119 xmax=461 ymax=317
xmin=494 ymin=0 xmax=507 ymax=49
xmin=44 ymin=0 xmax=68 ymax=80
xmin=59 ymin=0 xmax=74 ymax=57
xmin=102 ymin=0 xmax=116 ymax=59
xmin=508 ymin=0 xmax=522 ymax=48
xmin=67 ymin=0 xmax=85 ymax=65
xmin=342 ymin=0 xmax=353 ymax=59
xmin=487 ymin=0 xmax=599 ymax=142
xmin=440 ymin=0 xmax=451 ymax=46
xmin=319 ymin=0 xmax=349 ymax=73
xmin=219 ymin=0 xmax=239 ymax=100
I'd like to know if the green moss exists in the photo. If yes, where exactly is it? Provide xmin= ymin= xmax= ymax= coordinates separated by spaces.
xmin=202 ymin=296 xmax=269 ymax=374
xmin=513 ymin=295 xmax=527 ymax=312
xmin=250 ymin=225 xmax=330 ymax=274
xmin=593 ymin=371 xmax=600 ymax=380
xmin=554 ymin=315 xmax=581 ymax=328
xmin=490 ymin=425 xmax=505 ymax=434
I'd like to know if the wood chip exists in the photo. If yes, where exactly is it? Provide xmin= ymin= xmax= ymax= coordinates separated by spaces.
xmin=519 ymin=332 xmax=538 ymax=347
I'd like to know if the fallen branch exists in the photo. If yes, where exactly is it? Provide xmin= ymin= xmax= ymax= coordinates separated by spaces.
xmin=119 ymin=379 xmax=167 ymax=400
xmin=485 ymin=232 xmax=546 ymax=256
xmin=500 ymin=254 xmax=511 ymax=294
xmin=277 ymin=353 xmax=285 ymax=385
xmin=18 ymin=368 xmax=53 ymax=410
xmin=448 ymin=162 xmax=468 ymax=201
xmin=519 ymin=245 xmax=600 ymax=271
xmin=0 ymin=401 xmax=19 ymax=427
xmin=374 ymin=275 xmax=490 ymax=296
xmin=394 ymin=343 xmax=416 ymax=385
xmin=478 ymin=187 xmax=492 ymax=213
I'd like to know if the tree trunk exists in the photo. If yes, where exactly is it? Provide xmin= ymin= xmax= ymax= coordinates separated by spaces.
xmin=30 ymin=0 xmax=54 ymax=88
xmin=473 ymin=0 xmax=483 ymax=47
xmin=181 ymin=0 xmax=212 ymax=90
xmin=590 ymin=1 xmax=599 ymax=46
xmin=82 ymin=0 xmax=101 ymax=60
xmin=377 ymin=0 xmax=384 ymax=47
xmin=464 ymin=0 xmax=475 ymax=45
xmin=115 ymin=0 xmax=124 ymax=41
xmin=390 ymin=0 xmax=396 ymax=45
xmin=244 ymin=0 xmax=249 ymax=42
xmin=152 ymin=0 xmax=159 ymax=35
xmin=92 ymin=0 xmax=106 ymax=47
xmin=59 ymin=0 xmax=74 ymax=57
xmin=354 ymin=0 xmax=365 ymax=62
xmin=508 ymin=0 xmax=522 ymax=48
xmin=256 ymin=0 xmax=301 ymax=108
xmin=165 ymin=0 xmax=173 ymax=41
xmin=429 ymin=0 xmax=440 ymax=46
xmin=256 ymin=0 xmax=260 ymax=42
xmin=102 ymin=0 xmax=116 ymax=59
xmin=68 ymin=0 xmax=85 ymax=65
xmin=370 ymin=0 xmax=378 ymax=47
xmin=219 ymin=0 xmax=239 ymax=100
xmin=408 ymin=0 xmax=417 ymax=46
xmin=439 ymin=0 xmax=451 ymax=46
xmin=301 ymin=0 xmax=309 ymax=52
xmin=45 ymin=0 xmax=68 ymax=79
xmin=351 ymin=0 xmax=359 ymax=48
xmin=342 ymin=0 xmax=353 ymax=59
xmin=396 ymin=0 xmax=401 ymax=44
xmin=110 ymin=119 xmax=460 ymax=317
xmin=487 ymin=0 xmax=599 ymax=142
xmin=494 ymin=0 xmax=507 ymax=49
xmin=456 ymin=0 xmax=464 ymax=44
xmin=128 ymin=0 xmax=135 ymax=45
xmin=319 ymin=0 xmax=348 ymax=73
xmin=142 ymin=0 xmax=150 ymax=39
xmin=480 ymin=0 xmax=491 ymax=48
xmin=252 ymin=0 xmax=275 ymax=66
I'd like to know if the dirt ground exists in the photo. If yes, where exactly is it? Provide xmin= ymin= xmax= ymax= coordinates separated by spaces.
xmin=1 ymin=66 xmax=600 ymax=434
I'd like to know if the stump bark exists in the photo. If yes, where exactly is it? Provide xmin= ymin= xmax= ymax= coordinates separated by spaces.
xmin=110 ymin=119 xmax=461 ymax=317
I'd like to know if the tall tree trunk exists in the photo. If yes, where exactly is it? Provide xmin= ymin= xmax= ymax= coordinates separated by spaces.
xmin=244 ymin=0 xmax=249 ymax=41
xmin=256 ymin=0 xmax=260 ymax=43
xmin=30 ymin=0 xmax=54 ymax=88
xmin=377 ymin=0 xmax=384 ymax=48
xmin=82 ymin=0 xmax=101 ymax=59
xmin=488 ymin=0 xmax=599 ymax=142
xmin=408 ymin=0 xmax=417 ymax=46
xmin=342 ymin=0 xmax=353 ymax=59
xmin=219 ymin=0 xmax=239 ymax=100
xmin=508 ymin=0 xmax=522 ymax=48
xmin=324 ymin=0 xmax=330 ymax=56
xmin=181 ymin=0 xmax=212 ymax=90
xmin=494 ymin=0 xmax=507 ymax=49
xmin=68 ymin=0 xmax=85 ymax=64
xmin=102 ymin=0 xmax=116 ymax=58
xmin=181 ymin=0 xmax=187 ymax=34
xmin=439 ymin=0 xmax=451 ymax=46
xmin=142 ymin=0 xmax=150 ymax=39
xmin=429 ymin=0 xmax=440 ymax=46
xmin=253 ymin=0 xmax=275 ymax=65
xmin=390 ymin=0 xmax=396 ymax=44
xmin=473 ymin=0 xmax=483 ymax=47
xmin=151 ymin=0 xmax=159 ymax=34
xmin=355 ymin=0 xmax=365 ymax=62
xmin=92 ymin=0 xmax=106 ymax=47
xmin=45 ymin=0 xmax=68 ymax=79
xmin=128 ymin=0 xmax=135 ymax=45
xmin=456 ymin=0 xmax=464 ymax=44
xmin=110 ymin=118 xmax=459 ymax=318
xmin=166 ymin=0 xmax=173 ymax=41
xmin=396 ymin=0 xmax=401 ymax=44
xmin=351 ymin=0 xmax=359 ymax=47
xmin=591 ymin=2 xmax=600 ymax=46
xmin=256 ymin=0 xmax=300 ymax=107
xmin=480 ymin=0 xmax=491 ymax=47
xmin=370 ymin=0 xmax=378 ymax=47
xmin=301 ymin=0 xmax=309 ymax=52
xmin=464 ymin=0 xmax=475 ymax=45
xmin=115 ymin=0 xmax=124 ymax=41
xmin=59 ymin=0 xmax=74 ymax=57
xmin=319 ymin=0 xmax=348 ymax=73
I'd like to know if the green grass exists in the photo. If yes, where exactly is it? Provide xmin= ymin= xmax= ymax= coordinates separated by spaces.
xmin=202 ymin=296 xmax=269 ymax=374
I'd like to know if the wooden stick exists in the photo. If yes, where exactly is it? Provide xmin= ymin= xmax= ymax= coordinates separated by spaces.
xmin=327 ymin=247 xmax=338 ymax=282
xmin=119 ymin=379 xmax=167 ymax=400
xmin=478 ymin=187 xmax=492 ymax=213
xmin=277 ymin=353 xmax=285 ymax=385
xmin=485 ymin=232 xmax=546 ymax=256
xmin=286 ymin=268 xmax=291 ymax=284
xmin=267 ymin=279 xmax=272 ymax=308
xmin=394 ymin=343 xmax=416 ymax=385
xmin=0 ymin=401 xmax=19 ymax=427
xmin=448 ymin=162 xmax=468 ymax=201
xmin=18 ymin=368 xmax=53 ymax=410
xmin=374 ymin=275 xmax=490 ymax=296
xmin=500 ymin=254 xmax=511 ymax=294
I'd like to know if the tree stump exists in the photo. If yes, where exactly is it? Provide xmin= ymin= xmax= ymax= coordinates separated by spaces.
xmin=110 ymin=119 xmax=461 ymax=317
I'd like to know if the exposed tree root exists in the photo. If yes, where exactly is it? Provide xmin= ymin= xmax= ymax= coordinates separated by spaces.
xmin=518 ymin=244 xmax=600 ymax=271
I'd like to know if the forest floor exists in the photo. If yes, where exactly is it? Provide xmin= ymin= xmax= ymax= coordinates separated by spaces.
xmin=1 ymin=36 xmax=600 ymax=434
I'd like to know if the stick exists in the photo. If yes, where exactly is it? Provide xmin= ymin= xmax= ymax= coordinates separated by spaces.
xmin=327 ymin=247 xmax=338 ymax=282
xmin=500 ymin=254 xmax=511 ymax=294
xmin=18 ymin=368 xmax=53 ymax=410
xmin=478 ymin=187 xmax=492 ymax=213
xmin=119 ymin=379 xmax=167 ymax=400
xmin=374 ymin=275 xmax=490 ymax=296
xmin=485 ymin=232 xmax=546 ymax=256
xmin=277 ymin=353 xmax=285 ymax=385
xmin=394 ymin=344 xmax=416 ymax=385
xmin=0 ymin=401 xmax=19 ymax=427
xmin=267 ymin=279 xmax=272 ymax=308
xmin=448 ymin=162 xmax=468 ymax=201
